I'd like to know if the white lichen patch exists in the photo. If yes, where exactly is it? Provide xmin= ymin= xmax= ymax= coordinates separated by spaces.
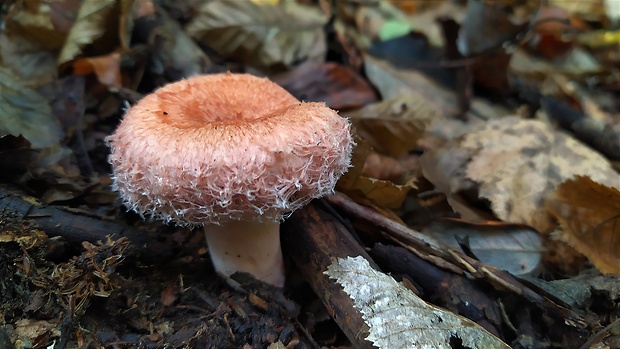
xmin=325 ymin=256 xmax=511 ymax=349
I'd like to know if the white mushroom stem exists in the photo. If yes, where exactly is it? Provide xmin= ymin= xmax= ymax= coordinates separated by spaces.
xmin=203 ymin=220 xmax=285 ymax=287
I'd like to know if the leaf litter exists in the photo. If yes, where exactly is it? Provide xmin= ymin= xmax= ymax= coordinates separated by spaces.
xmin=1 ymin=0 xmax=620 ymax=348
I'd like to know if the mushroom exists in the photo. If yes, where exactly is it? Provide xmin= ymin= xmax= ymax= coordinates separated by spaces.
xmin=107 ymin=73 xmax=353 ymax=287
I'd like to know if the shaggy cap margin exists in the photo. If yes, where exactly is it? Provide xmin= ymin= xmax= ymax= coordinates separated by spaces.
xmin=107 ymin=73 xmax=353 ymax=225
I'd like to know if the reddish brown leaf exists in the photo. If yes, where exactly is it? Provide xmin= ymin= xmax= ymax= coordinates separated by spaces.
xmin=361 ymin=152 xmax=419 ymax=183
xmin=337 ymin=136 xmax=416 ymax=209
xmin=274 ymin=62 xmax=378 ymax=111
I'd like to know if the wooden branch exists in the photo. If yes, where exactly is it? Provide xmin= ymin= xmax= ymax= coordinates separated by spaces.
xmin=281 ymin=201 xmax=377 ymax=349
xmin=370 ymin=243 xmax=502 ymax=336
xmin=325 ymin=191 xmax=588 ymax=329
xmin=542 ymin=94 xmax=620 ymax=161
xmin=0 ymin=185 xmax=173 ymax=260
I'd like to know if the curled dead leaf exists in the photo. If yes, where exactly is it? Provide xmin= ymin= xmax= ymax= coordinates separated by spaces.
xmin=337 ymin=136 xmax=416 ymax=209
xmin=273 ymin=62 xmax=378 ymax=111
xmin=72 ymin=51 xmax=123 ymax=88
xmin=546 ymin=176 xmax=620 ymax=275
xmin=4 ymin=0 xmax=78 ymax=50
xmin=344 ymin=94 xmax=437 ymax=157
xmin=58 ymin=0 xmax=135 ymax=67
xmin=361 ymin=151 xmax=419 ymax=182
xmin=143 ymin=5 xmax=212 ymax=81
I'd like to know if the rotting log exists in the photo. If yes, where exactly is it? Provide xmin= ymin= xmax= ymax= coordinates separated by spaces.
xmin=0 ymin=185 xmax=173 ymax=260
xmin=281 ymin=200 xmax=377 ymax=349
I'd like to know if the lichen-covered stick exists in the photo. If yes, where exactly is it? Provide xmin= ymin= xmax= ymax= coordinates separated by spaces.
xmin=107 ymin=73 xmax=353 ymax=287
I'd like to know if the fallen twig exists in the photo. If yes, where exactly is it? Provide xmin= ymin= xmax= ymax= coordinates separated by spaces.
xmin=325 ymin=191 xmax=588 ymax=329
xmin=0 ymin=185 xmax=173 ymax=261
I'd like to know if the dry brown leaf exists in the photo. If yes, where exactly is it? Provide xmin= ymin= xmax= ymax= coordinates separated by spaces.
xmin=0 ymin=67 xmax=64 ymax=149
xmin=13 ymin=319 xmax=61 ymax=343
xmin=4 ymin=0 xmax=79 ymax=51
xmin=0 ymin=32 xmax=57 ymax=85
xmin=363 ymin=54 xmax=510 ymax=120
xmin=361 ymin=151 xmax=419 ymax=182
xmin=527 ymin=5 xmax=588 ymax=59
xmin=546 ymin=176 xmax=620 ymax=275
xmin=0 ymin=0 xmax=78 ymax=85
xmin=344 ymin=94 xmax=438 ymax=157
xmin=419 ymin=141 xmax=495 ymax=222
xmin=160 ymin=285 xmax=179 ymax=307
xmin=117 ymin=0 xmax=136 ymax=50
xmin=463 ymin=116 xmax=619 ymax=233
xmin=186 ymin=1 xmax=327 ymax=71
xmin=388 ymin=0 xmax=448 ymax=14
xmin=273 ymin=62 xmax=378 ymax=111
xmin=337 ymin=136 xmax=415 ymax=209
xmin=58 ymin=0 xmax=134 ymax=66
xmin=339 ymin=135 xmax=372 ymax=183
xmin=145 ymin=5 xmax=211 ymax=81
xmin=345 ymin=176 xmax=413 ymax=209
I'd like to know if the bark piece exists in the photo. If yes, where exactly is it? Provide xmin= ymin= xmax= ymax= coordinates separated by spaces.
xmin=281 ymin=201 xmax=377 ymax=349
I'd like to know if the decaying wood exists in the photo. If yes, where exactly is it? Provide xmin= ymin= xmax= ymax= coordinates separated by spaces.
xmin=281 ymin=200 xmax=377 ymax=349
xmin=0 ymin=185 xmax=173 ymax=260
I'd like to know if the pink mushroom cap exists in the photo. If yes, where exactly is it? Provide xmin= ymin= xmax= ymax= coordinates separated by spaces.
xmin=107 ymin=73 xmax=353 ymax=226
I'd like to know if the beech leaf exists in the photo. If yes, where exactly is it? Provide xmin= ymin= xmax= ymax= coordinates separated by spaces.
xmin=463 ymin=116 xmax=619 ymax=233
